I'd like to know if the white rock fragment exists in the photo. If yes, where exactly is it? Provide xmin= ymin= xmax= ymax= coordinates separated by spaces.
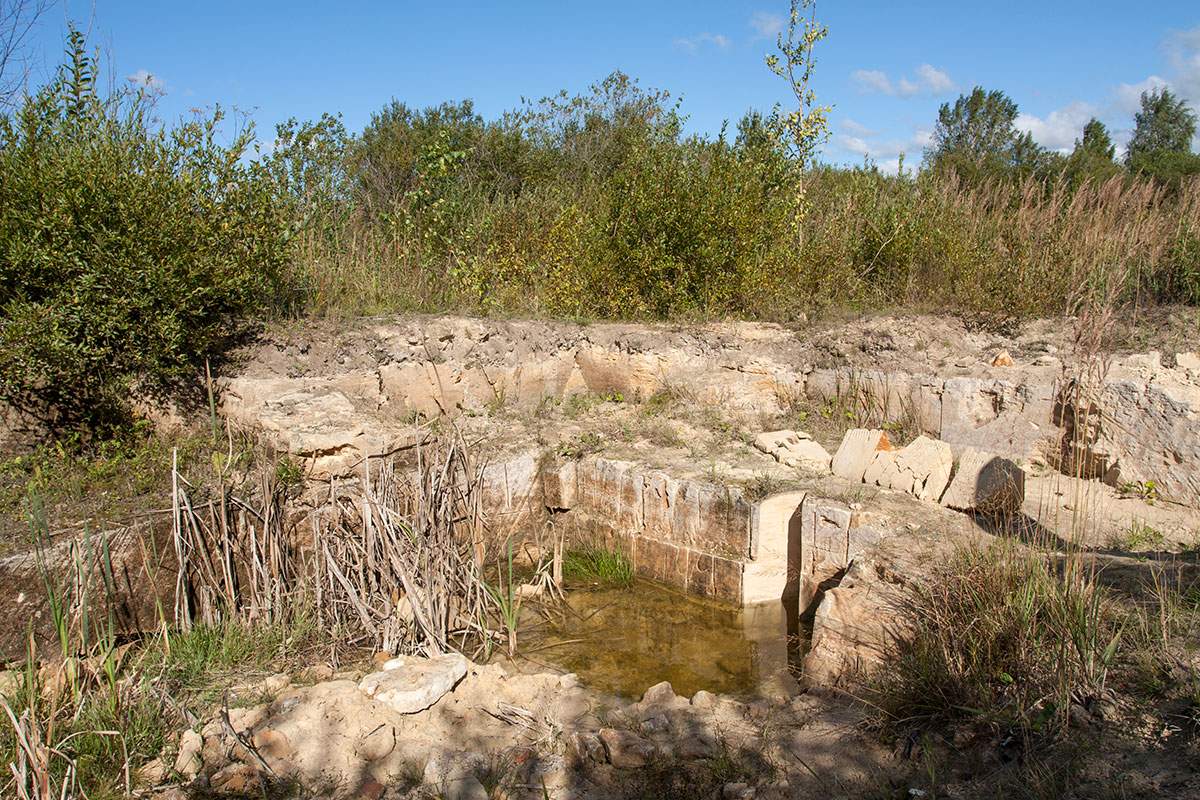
xmin=1177 ymin=351 xmax=1200 ymax=375
xmin=893 ymin=436 xmax=954 ymax=502
xmin=174 ymin=729 xmax=203 ymax=779
xmin=359 ymin=653 xmax=468 ymax=714
xmin=862 ymin=449 xmax=896 ymax=487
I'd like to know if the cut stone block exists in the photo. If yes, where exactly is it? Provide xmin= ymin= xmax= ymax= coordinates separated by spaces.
xmin=890 ymin=436 xmax=954 ymax=502
xmin=359 ymin=653 xmax=468 ymax=714
xmin=941 ymin=447 xmax=1025 ymax=514
xmin=542 ymin=459 xmax=578 ymax=509
xmin=831 ymin=429 xmax=892 ymax=483
xmin=862 ymin=450 xmax=896 ymax=486
xmin=753 ymin=429 xmax=832 ymax=471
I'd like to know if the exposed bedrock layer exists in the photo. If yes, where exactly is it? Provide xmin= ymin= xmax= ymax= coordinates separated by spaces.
xmin=223 ymin=316 xmax=1200 ymax=507
xmin=208 ymin=315 xmax=1200 ymax=688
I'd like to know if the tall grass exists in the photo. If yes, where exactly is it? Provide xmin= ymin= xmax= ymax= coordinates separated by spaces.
xmin=876 ymin=539 xmax=1124 ymax=737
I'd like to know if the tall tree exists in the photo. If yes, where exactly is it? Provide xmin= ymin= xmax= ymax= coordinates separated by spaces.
xmin=1126 ymin=88 xmax=1197 ymax=160
xmin=765 ymin=0 xmax=831 ymax=247
xmin=1125 ymin=88 xmax=1200 ymax=189
xmin=1078 ymin=118 xmax=1116 ymax=161
xmin=1065 ymin=117 xmax=1120 ymax=187
xmin=925 ymin=87 xmax=1048 ymax=183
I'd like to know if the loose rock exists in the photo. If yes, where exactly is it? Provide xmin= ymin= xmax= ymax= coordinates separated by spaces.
xmin=358 ymin=653 xmax=468 ymax=714
xmin=832 ymin=429 xmax=892 ymax=483
xmin=599 ymin=728 xmax=656 ymax=769
xmin=753 ymin=429 xmax=832 ymax=471
xmin=209 ymin=763 xmax=260 ymax=794
xmin=174 ymin=729 xmax=202 ymax=779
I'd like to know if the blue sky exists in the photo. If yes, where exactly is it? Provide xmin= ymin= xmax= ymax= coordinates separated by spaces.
xmin=22 ymin=1 xmax=1200 ymax=173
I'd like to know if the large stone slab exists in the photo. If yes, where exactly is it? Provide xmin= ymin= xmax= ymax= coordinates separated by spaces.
xmin=891 ymin=436 xmax=954 ymax=502
xmin=1058 ymin=370 xmax=1200 ymax=508
xmin=941 ymin=448 xmax=1025 ymax=514
xmin=359 ymin=653 xmax=469 ymax=714
xmin=832 ymin=429 xmax=892 ymax=483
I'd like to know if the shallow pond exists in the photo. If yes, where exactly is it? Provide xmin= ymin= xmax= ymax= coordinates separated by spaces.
xmin=510 ymin=577 xmax=807 ymax=700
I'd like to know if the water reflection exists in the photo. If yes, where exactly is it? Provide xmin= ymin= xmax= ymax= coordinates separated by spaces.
xmin=510 ymin=578 xmax=808 ymax=700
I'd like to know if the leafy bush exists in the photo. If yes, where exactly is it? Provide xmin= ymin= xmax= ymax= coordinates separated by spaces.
xmin=0 ymin=31 xmax=289 ymax=433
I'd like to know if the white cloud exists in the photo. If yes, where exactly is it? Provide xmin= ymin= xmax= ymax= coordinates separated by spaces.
xmin=876 ymin=158 xmax=903 ymax=176
xmin=1164 ymin=24 xmax=1200 ymax=106
xmin=675 ymin=32 xmax=730 ymax=52
xmin=851 ymin=69 xmax=893 ymax=94
xmin=851 ymin=64 xmax=956 ymax=98
xmin=1016 ymin=101 xmax=1100 ymax=153
xmin=749 ymin=11 xmax=784 ymax=40
xmin=910 ymin=129 xmax=934 ymax=149
xmin=835 ymin=134 xmax=871 ymax=155
xmin=915 ymin=64 xmax=955 ymax=95
xmin=839 ymin=118 xmax=880 ymax=137
xmin=1111 ymin=75 xmax=1172 ymax=115
xmin=126 ymin=69 xmax=165 ymax=92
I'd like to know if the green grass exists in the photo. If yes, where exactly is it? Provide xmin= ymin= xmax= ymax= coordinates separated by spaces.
xmin=562 ymin=545 xmax=634 ymax=587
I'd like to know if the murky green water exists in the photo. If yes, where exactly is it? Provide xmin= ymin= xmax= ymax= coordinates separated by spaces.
xmin=511 ymin=578 xmax=806 ymax=700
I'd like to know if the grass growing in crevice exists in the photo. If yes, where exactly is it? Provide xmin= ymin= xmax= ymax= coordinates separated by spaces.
xmin=562 ymin=545 xmax=634 ymax=587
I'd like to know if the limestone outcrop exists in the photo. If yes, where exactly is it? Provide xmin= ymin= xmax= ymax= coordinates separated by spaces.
xmin=219 ymin=315 xmax=1200 ymax=508
xmin=169 ymin=664 xmax=893 ymax=799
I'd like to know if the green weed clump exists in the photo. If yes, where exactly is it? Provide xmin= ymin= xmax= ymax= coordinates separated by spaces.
xmin=563 ymin=544 xmax=635 ymax=587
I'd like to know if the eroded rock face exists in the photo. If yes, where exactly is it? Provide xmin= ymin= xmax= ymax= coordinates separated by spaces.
xmin=0 ymin=521 xmax=176 ymax=662
xmin=802 ymin=556 xmax=915 ymax=687
xmin=220 ymin=316 xmax=1200 ymax=510
xmin=1057 ymin=368 xmax=1200 ymax=507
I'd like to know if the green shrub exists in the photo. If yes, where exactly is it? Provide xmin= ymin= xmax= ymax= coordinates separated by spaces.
xmin=0 ymin=30 xmax=289 ymax=433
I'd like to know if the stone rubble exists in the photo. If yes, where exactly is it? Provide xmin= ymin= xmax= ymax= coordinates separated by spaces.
xmin=940 ymin=447 xmax=1025 ymax=514
xmin=831 ymin=429 xmax=893 ymax=483
xmin=836 ymin=428 xmax=1025 ymax=512
xmin=753 ymin=429 xmax=833 ymax=471
xmin=162 ymin=663 xmax=893 ymax=800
